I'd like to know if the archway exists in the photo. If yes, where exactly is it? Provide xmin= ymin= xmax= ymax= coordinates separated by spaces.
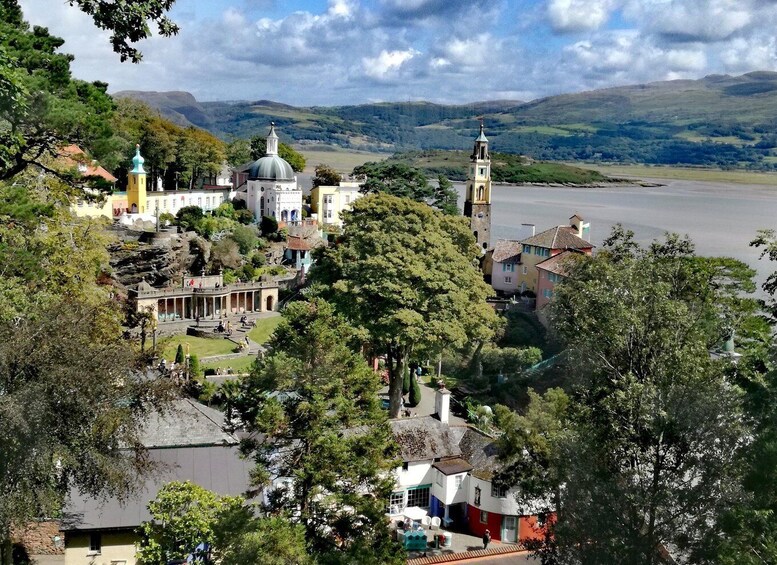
xmin=266 ymin=295 xmax=275 ymax=311
xmin=477 ymin=185 xmax=484 ymax=200
xmin=131 ymin=203 xmax=138 ymax=213
xmin=281 ymin=210 xmax=288 ymax=222
xmin=291 ymin=209 xmax=299 ymax=222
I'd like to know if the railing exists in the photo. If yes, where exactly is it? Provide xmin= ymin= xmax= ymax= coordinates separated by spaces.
xmin=135 ymin=279 xmax=280 ymax=298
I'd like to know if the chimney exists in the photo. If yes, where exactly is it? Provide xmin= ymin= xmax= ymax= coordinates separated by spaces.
xmin=521 ymin=223 xmax=535 ymax=237
xmin=435 ymin=386 xmax=451 ymax=424
xmin=569 ymin=214 xmax=584 ymax=238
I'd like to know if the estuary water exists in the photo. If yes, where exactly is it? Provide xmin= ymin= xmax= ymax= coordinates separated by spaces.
xmin=455 ymin=179 xmax=777 ymax=291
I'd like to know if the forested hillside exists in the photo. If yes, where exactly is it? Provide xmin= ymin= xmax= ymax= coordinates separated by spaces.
xmin=117 ymin=71 xmax=777 ymax=169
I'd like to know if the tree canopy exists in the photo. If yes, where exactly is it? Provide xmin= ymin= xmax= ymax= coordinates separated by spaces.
xmin=235 ymin=299 xmax=401 ymax=563
xmin=310 ymin=193 xmax=499 ymax=417
xmin=496 ymin=228 xmax=756 ymax=564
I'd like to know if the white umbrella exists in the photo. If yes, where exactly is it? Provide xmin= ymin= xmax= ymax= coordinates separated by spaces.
xmin=403 ymin=506 xmax=428 ymax=521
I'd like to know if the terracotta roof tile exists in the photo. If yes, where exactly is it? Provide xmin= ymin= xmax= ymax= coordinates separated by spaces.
xmin=536 ymin=249 xmax=585 ymax=277
xmin=521 ymin=225 xmax=593 ymax=251
xmin=491 ymin=240 xmax=522 ymax=263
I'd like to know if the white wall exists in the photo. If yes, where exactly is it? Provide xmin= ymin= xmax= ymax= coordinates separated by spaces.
xmin=395 ymin=461 xmax=435 ymax=489
xmin=492 ymin=260 xmax=521 ymax=294
xmin=468 ymin=476 xmax=522 ymax=515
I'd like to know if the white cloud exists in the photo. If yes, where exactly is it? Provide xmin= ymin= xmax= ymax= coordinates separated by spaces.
xmin=362 ymin=48 xmax=420 ymax=80
xmin=623 ymin=0 xmax=754 ymax=42
xmin=547 ymin=0 xmax=617 ymax=32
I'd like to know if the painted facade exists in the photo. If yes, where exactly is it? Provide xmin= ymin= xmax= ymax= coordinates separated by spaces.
xmin=516 ymin=215 xmax=593 ymax=294
xmin=310 ymin=180 xmax=362 ymax=227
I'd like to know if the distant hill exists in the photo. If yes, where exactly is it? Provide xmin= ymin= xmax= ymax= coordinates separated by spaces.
xmin=115 ymin=72 xmax=777 ymax=169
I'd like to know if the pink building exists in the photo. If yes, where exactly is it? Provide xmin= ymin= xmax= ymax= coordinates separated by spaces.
xmin=535 ymin=249 xmax=586 ymax=310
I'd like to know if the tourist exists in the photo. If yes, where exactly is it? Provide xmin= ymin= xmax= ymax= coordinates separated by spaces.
xmin=482 ymin=529 xmax=491 ymax=550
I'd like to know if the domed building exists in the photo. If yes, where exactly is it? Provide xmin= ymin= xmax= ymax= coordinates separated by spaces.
xmin=237 ymin=124 xmax=302 ymax=223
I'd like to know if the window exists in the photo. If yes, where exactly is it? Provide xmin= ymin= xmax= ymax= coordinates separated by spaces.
xmin=505 ymin=276 xmax=512 ymax=284
xmin=491 ymin=484 xmax=507 ymax=498
xmin=479 ymin=168 xmax=485 ymax=175
xmin=455 ymin=475 xmax=463 ymax=490
xmin=163 ymin=199 xmax=167 ymax=209
xmin=522 ymin=266 xmax=528 ymax=275
xmin=436 ymin=471 xmax=444 ymax=486
xmin=402 ymin=462 xmax=409 ymax=471
xmin=536 ymin=247 xmax=550 ymax=257
xmin=89 ymin=532 xmax=101 ymax=554
xmin=480 ymin=510 xmax=489 ymax=524
xmin=543 ymin=289 xmax=553 ymax=299
xmin=388 ymin=491 xmax=405 ymax=513
xmin=406 ymin=485 xmax=431 ymax=509
xmin=345 ymin=194 xmax=350 ymax=204
xmin=549 ymin=273 xmax=562 ymax=283
xmin=197 ymin=197 xmax=202 ymax=206
xmin=502 ymin=263 xmax=514 ymax=273
xmin=523 ymin=244 xmax=531 ymax=254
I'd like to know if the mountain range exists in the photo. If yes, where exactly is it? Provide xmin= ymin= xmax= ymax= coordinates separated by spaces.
xmin=115 ymin=71 xmax=777 ymax=168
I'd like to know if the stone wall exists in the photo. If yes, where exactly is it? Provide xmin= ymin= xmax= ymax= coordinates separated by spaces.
xmin=12 ymin=521 xmax=64 ymax=555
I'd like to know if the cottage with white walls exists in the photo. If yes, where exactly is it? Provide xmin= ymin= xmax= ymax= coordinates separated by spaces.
xmin=388 ymin=386 xmax=551 ymax=544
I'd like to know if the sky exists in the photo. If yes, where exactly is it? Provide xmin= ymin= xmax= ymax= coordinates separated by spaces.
xmin=17 ymin=0 xmax=777 ymax=106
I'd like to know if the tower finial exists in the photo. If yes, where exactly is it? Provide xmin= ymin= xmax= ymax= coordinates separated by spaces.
xmin=266 ymin=122 xmax=279 ymax=156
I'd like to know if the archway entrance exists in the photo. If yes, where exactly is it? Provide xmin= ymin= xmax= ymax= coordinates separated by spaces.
xmin=266 ymin=295 xmax=274 ymax=311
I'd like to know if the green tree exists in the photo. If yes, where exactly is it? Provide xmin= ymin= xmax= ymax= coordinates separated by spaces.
xmin=433 ymin=174 xmax=459 ymax=215
xmin=137 ymin=481 xmax=243 ymax=565
xmin=260 ymin=215 xmax=279 ymax=236
xmin=175 ymin=344 xmax=185 ymax=365
xmin=175 ymin=205 xmax=204 ymax=231
xmin=0 ymin=2 xmax=116 ymax=182
xmin=353 ymin=162 xmax=433 ymax=202
xmin=249 ymin=135 xmax=306 ymax=172
xmin=0 ymin=302 xmax=171 ymax=563
xmin=229 ymin=225 xmax=259 ymax=255
xmin=225 ymin=138 xmax=251 ymax=167
xmin=189 ymin=354 xmax=202 ymax=380
xmin=310 ymin=193 xmax=499 ymax=418
xmin=408 ymin=377 xmax=421 ymax=407
xmin=213 ymin=512 xmax=311 ymax=565
xmin=498 ymin=231 xmax=754 ymax=564
xmin=402 ymin=370 xmax=411 ymax=395
xmin=236 ymin=299 xmax=401 ymax=563
xmin=312 ymin=163 xmax=342 ymax=188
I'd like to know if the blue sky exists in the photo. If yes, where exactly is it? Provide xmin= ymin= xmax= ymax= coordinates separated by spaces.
xmin=18 ymin=0 xmax=777 ymax=105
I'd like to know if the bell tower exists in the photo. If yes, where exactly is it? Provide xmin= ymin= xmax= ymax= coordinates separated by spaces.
xmin=464 ymin=122 xmax=492 ymax=251
xmin=127 ymin=144 xmax=147 ymax=214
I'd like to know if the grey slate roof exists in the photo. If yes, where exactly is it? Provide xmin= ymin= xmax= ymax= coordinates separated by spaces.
xmin=390 ymin=416 xmax=462 ymax=462
xmin=62 ymin=398 xmax=250 ymax=532
xmin=491 ymin=240 xmax=522 ymax=263
xmin=457 ymin=428 xmax=501 ymax=480
xmin=521 ymin=225 xmax=593 ymax=251
xmin=62 ymin=445 xmax=252 ymax=532
xmin=139 ymin=398 xmax=236 ymax=448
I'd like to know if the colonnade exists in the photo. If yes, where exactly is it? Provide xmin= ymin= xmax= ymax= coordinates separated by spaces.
xmin=156 ymin=290 xmax=268 ymax=322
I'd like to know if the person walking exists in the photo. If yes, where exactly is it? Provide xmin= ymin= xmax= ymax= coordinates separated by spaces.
xmin=482 ymin=529 xmax=491 ymax=550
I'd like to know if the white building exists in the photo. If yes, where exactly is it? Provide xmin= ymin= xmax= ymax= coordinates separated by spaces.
xmin=238 ymin=124 xmax=303 ymax=223
xmin=310 ymin=180 xmax=363 ymax=227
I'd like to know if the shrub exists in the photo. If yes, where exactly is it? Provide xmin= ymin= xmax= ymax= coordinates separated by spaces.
xmin=235 ymin=209 xmax=254 ymax=225
xmin=189 ymin=354 xmax=203 ymax=379
xmin=408 ymin=376 xmax=421 ymax=407
xmin=260 ymin=215 xmax=278 ymax=236
xmin=402 ymin=370 xmax=411 ymax=394
xmin=175 ymin=344 xmax=185 ymax=364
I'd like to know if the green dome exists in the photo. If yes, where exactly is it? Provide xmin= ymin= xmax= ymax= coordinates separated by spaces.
xmin=131 ymin=144 xmax=145 ymax=174
xmin=248 ymin=154 xmax=294 ymax=180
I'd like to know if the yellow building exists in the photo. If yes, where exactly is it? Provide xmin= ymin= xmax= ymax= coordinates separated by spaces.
xmin=310 ymin=180 xmax=362 ymax=227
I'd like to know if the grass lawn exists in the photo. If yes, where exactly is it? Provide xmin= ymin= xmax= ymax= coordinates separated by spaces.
xmin=161 ymin=335 xmax=236 ymax=361
xmin=583 ymin=163 xmax=777 ymax=186
xmin=203 ymin=355 xmax=257 ymax=374
xmin=248 ymin=315 xmax=283 ymax=345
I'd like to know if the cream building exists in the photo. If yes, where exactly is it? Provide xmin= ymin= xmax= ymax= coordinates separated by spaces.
xmin=310 ymin=179 xmax=362 ymax=227
xmin=70 ymin=145 xmax=235 ymax=222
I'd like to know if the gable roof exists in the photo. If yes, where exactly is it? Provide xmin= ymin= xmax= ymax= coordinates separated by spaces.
xmin=139 ymin=398 xmax=237 ymax=448
xmin=536 ymin=249 xmax=585 ymax=277
xmin=390 ymin=416 xmax=462 ymax=462
xmin=521 ymin=225 xmax=593 ymax=251
xmin=491 ymin=240 xmax=522 ymax=263
xmin=457 ymin=428 xmax=501 ymax=480
xmin=59 ymin=145 xmax=117 ymax=183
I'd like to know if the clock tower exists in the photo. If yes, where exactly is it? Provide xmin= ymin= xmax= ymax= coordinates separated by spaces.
xmin=464 ymin=123 xmax=492 ymax=251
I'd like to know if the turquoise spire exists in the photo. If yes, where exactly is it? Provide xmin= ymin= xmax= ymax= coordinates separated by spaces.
xmin=131 ymin=144 xmax=146 ymax=174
